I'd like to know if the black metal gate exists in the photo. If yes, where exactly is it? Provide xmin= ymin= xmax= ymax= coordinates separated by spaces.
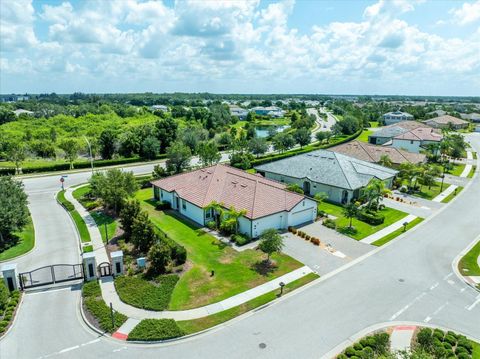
xmin=98 ymin=262 xmax=112 ymax=277
xmin=19 ymin=264 xmax=84 ymax=290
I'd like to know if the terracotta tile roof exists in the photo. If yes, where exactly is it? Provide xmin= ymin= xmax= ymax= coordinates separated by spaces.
xmin=423 ymin=115 xmax=469 ymax=125
xmin=393 ymin=127 xmax=443 ymax=142
xmin=330 ymin=140 xmax=426 ymax=165
xmin=151 ymin=164 xmax=305 ymax=219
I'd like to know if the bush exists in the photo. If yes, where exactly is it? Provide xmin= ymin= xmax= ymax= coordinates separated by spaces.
xmin=416 ymin=328 xmax=433 ymax=350
xmin=219 ymin=219 xmax=236 ymax=235
xmin=232 ymin=234 xmax=250 ymax=246
xmin=337 ymin=354 xmax=348 ymax=359
xmin=114 ymin=275 xmax=179 ymax=311
xmin=323 ymin=218 xmax=337 ymax=229
xmin=127 ymin=319 xmax=184 ymax=341
xmin=344 ymin=347 xmax=356 ymax=356
xmin=356 ymin=210 xmax=385 ymax=225
xmin=444 ymin=335 xmax=457 ymax=346
xmin=0 ymin=282 xmax=8 ymax=309
xmin=206 ymin=221 xmax=216 ymax=230
xmin=457 ymin=353 xmax=471 ymax=359
xmin=155 ymin=201 xmax=171 ymax=210
xmin=353 ymin=343 xmax=363 ymax=351
xmin=84 ymin=297 xmax=127 ymax=333
xmin=305 ymin=235 xmax=311 ymax=240
xmin=291 ymin=228 xmax=297 ymax=234
xmin=317 ymin=210 xmax=326 ymax=218
xmin=170 ymin=244 xmax=187 ymax=265
xmin=433 ymin=329 xmax=445 ymax=340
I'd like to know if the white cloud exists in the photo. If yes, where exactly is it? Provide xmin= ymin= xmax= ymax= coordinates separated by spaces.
xmin=450 ymin=0 xmax=480 ymax=25
xmin=0 ymin=0 xmax=37 ymax=51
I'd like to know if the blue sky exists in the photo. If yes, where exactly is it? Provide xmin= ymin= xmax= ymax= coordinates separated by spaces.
xmin=1 ymin=0 xmax=479 ymax=95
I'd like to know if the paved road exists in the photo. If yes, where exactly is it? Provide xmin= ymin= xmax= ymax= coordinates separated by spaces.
xmin=1 ymin=134 xmax=479 ymax=359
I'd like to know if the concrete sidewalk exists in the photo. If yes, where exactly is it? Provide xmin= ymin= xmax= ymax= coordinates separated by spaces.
xmin=390 ymin=325 xmax=416 ymax=353
xmin=432 ymin=184 xmax=458 ymax=202
xmin=360 ymin=214 xmax=418 ymax=244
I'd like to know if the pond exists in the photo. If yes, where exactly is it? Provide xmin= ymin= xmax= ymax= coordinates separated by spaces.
xmin=255 ymin=125 xmax=290 ymax=138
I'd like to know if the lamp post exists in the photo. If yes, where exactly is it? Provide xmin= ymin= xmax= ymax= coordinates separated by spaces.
xmin=84 ymin=136 xmax=94 ymax=176
xmin=279 ymin=282 xmax=285 ymax=297
xmin=403 ymin=221 xmax=409 ymax=232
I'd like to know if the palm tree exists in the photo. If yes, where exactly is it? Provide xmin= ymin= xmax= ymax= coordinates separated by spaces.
xmin=362 ymin=179 xmax=390 ymax=211
xmin=226 ymin=206 xmax=247 ymax=234
xmin=206 ymin=201 xmax=225 ymax=228
xmin=342 ymin=202 xmax=359 ymax=228
xmin=378 ymin=155 xmax=393 ymax=168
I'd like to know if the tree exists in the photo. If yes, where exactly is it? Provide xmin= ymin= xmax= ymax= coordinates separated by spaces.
xmin=89 ymin=169 xmax=139 ymax=215
xmin=98 ymin=129 xmax=117 ymax=160
xmin=140 ymin=136 xmax=161 ymax=160
xmin=378 ymin=155 xmax=393 ymax=168
xmin=152 ymin=164 xmax=168 ymax=180
xmin=206 ymin=201 xmax=225 ymax=228
xmin=286 ymin=183 xmax=304 ymax=194
xmin=342 ymin=202 xmax=359 ymax=228
xmin=362 ymin=179 xmax=390 ymax=211
xmin=229 ymin=152 xmax=254 ymax=170
xmin=197 ymin=141 xmax=221 ymax=166
xmin=166 ymin=142 xmax=192 ymax=173
xmin=226 ymin=206 xmax=247 ymax=235
xmin=0 ymin=108 xmax=15 ymax=125
xmin=119 ymin=199 xmax=141 ymax=240
xmin=293 ymin=128 xmax=311 ymax=148
xmin=131 ymin=211 xmax=156 ymax=253
xmin=248 ymin=137 xmax=268 ymax=157
xmin=246 ymin=111 xmax=255 ymax=122
xmin=155 ymin=117 xmax=178 ymax=152
xmin=315 ymin=131 xmax=327 ymax=143
xmin=6 ymin=142 xmax=26 ymax=174
xmin=147 ymin=242 xmax=171 ymax=274
xmin=0 ymin=177 xmax=29 ymax=247
xmin=272 ymin=132 xmax=295 ymax=153
xmin=258 ymin=229 xmax=284 ymax=264
xmin=59 ymin=139 xmax=79 ymax=169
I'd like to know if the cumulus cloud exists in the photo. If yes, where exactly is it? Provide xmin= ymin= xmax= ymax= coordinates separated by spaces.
xmin=450 ymin=0 xmax=480 ymax=25
xmin=0 ymin=0 xmax=37 ymax=51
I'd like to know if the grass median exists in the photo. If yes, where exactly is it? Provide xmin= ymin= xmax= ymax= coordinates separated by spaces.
xmin=371 ymin=217 xmax=424 ymax=247
xmin=458 ymin=241 xmax=480 ymax=276
xmin=57 ymin=190 xmax=91 ymax=243
xmin=441 ymin=186 xmax=464 ymax=203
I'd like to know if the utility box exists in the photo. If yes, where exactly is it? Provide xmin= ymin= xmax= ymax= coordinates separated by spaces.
xmin=137 ymin=257 xmax=146 ymax=269
xmin=82 ymin=252 xmax=97 ymax=281
xmin=111 ymin=250 xmax=124 ymax=277
xmin=1 ymin=263 xmax=19 ymax=291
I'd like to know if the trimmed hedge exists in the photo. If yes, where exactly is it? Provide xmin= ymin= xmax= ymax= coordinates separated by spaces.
xmin=114 ymin=274 xmax=179 ymax=311
xmin=232 ymin=234 xmax=250 ymax=246
xmin=127 ymin=319 xmax=184 ymax=341
xmin=340 ymin=332 xmax=390 ymax=358
xmin=356 ymin=210 xmax=385 ymax=225
xmin=82 ymin=281 xmax=127 ymax=333
xmin=415 ymin=327 xmax=475 ymax=358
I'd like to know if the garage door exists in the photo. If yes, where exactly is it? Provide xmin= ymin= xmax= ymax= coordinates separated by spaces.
xmin=290 ymin=208 xmax=313 ymax=227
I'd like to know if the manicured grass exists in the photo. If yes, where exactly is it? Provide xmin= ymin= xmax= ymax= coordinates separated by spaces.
xmin=245 ymin=168 xmax=256 ymax=174
xmin=83 ymin=245 xmax=93 ymax=253
xmin=90 ymin=211 xmax=117 ymax=243
xmin=135 ymin=189 xmax=303 ymax=310
xmin=72 ymin=186 xmax=98 ymax=210
xmin=472 ymin=341 xmax=480 ymax=359
xmin=0 ymin=158 xmax=89 ymax=169
xmin=57 ymin=190 xmax=91 ymax=243
xmin=319 ymin=202 xmax=408 ymax=240
xmin=0 ymin=217 xmax=35 ymax=262
xmin=368 ymin=122 xmax=379 ymax=128
xmin=458 ymin=240 xmax=480 ymax=276
xmin=441 ymin=186 xmax=463 ymax=203
xmin=255 ymin=118 xmax=290 ymax=126
xmin=114 ymin=275 xmax=179 ymax=311
xmin=72 ymin=185 xmax=91 ymax=200
xmin=357 ymin=129 xmax=374 ymax=143
xmin=177 ymin=272 xmax=319 ymax=335
xmin=448 ymin=163 xmax=466 ymax=177
xmin=467 ymin=166 xmax=476 ymax=179
xmin=413 ymin=181 xmax=450 ymax=200
xmin=127 ymin=319 xmax=184 ymax=341
xmin=371 ymin=217 xmax=424 ymax=246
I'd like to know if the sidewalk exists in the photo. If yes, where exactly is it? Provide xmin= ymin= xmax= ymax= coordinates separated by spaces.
xmin=432 ymin=184 xmax=458 ymax=202
xmin=390 ymin=325 xmax=416 ymax=353
xmin=360 ymin=214 xmax=418 ymax=244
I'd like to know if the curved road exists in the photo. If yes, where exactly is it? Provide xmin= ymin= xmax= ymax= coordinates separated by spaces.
xmin=1 ymin=134 xmax=479 ymax=359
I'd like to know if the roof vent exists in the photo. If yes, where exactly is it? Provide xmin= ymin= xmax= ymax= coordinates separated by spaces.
xmin=231 ymin=181 xmax=238 ymax=185
xmin=240 ymin=184 xmax=247 ymax=188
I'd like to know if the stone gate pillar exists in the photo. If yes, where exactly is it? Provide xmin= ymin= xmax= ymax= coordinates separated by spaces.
xmin=111 ymin=251 xmax=124 ymax=277
xmin=82 ymin=252 xmax=97 ymax=281
xmin=1 ymin=263 xmax=19 ymax=291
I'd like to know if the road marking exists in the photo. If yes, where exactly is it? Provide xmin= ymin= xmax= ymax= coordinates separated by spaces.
xmin=443 ymin=273 xmax=453 ymax=280
xmin=466 ymin=296 xmax=480 ymax=311
xmin=460 ymin=288 xmax=466 ymax=293
xmin=447 ymin=280 xmax=455 ymax=285
xmin=27 ymin=287 xmax=73 ymax=296
xmin=424 ymin=316 xmax=432 ymax=323
xmin=36 ymin=338 xmax=101 ymax=358
xmin=390 ymin=292 xmax=426 ymax=320
xmin=113 ymin=347 xmax=127 ymax=353
xmin=58 ymin=345 xmax=79 ymax=354
xmin=429 ymin=283 xmax=439 ymax=290
xmin=433 ymin=302 xmax=448 ymax=315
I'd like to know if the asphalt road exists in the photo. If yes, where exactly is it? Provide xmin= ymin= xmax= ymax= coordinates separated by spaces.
xmin=1 ymin=134 xmax=479 ymax=359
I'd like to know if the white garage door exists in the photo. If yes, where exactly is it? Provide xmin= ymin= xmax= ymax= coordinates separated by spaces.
xmin=289 ymin=209 xmax=313 ymax=227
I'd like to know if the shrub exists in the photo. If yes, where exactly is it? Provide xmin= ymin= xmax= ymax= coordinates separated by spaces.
xmin=371 ymin=333 xmax=390 ymax=354
xmin=84 ymin=297 xmax=127 ymax=333
xmin=232 ymin=234 xmax=250 ymax=246
xmin=337 ymin=354 xmax=348 ymax=359
xmin=317 ymin=210 xmax=326 ymax=218
xmin=433 ymin=329 xmax=445 ymax=340
xmin=344 ymin=347 xmax=356 ymax=356
xmin=219 ymin=219 xmax=236 ymax=235
xmin=127 ymin=319 xmax=184 ymax=341
xmin=353 ymin=343 xmax=363 ymax=351
xmin=455 ymin=346 xmax=469 ymax=355
xmin=0 ymin=282 xmax=9 ymax=309
xmin=0 ymin=320 xmax=8 ymax=327
xmin=356 ymin=210 xmax=385 ymax=225
xmin=444 ymin=335 xmax=456 ymax=346
xmin=206 ymin=221 xmax=216 ymax=230
xmin=443 ymin=342 xmax=452 ymax=350
xmin=3 ymin=314 xmax=12 ymax=321
xmin=311 ymin=238 xmax=320 ymax=245
xmin=170 ymin=244 xmax=187 ymax=265
xmin=305 ymin=235 xmax=311 ymax=240
xmin=323 ymin=218 xmax=336 ymax=229
xmin=416 ymin=328 xmax=433 ymax=350
xmin=457 ymin=339 xmax=473 ymax=353
xmin=155 ymin=201 xmax=171 ymax=210
xmin=287 ymin=226 xmax=293 ymax=232
xmin=291 ymin=228 xmax=297 ymax=234
xmin=457 ymin=353 xmax=471 ymax=359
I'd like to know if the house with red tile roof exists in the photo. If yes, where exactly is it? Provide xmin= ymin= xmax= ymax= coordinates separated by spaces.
xmin=151 ymin=164 xmax=317 ymax=238
xmin=423 ymin=115 xmax=469 ymax=130
xmin=389 ymin=127 xmax=443 ymax=153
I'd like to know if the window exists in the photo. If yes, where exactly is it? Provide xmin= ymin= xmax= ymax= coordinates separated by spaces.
xmin=410 ymin=140 xmax=414 ymax=144
xmin=161 ymin=191 xmax=163 ymax=199
xmin=206 ymin=208 xmax=212 ymax=218
xmin=182 ymin=199 xmax=186 ymax=210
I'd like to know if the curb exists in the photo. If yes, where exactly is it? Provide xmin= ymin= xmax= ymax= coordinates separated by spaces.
xmin=55 ymin=190 xmax=84 ymax=254
xmin=452 ymin=233 xmax=480 ymax=293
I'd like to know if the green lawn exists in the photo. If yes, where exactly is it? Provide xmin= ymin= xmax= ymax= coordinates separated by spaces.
xmin=459 ymin=240 xmax=480 ymax=276
xmin=135 ymin=188 xmax=303 ymax=310
xmin=472 ymin=341 xmax=480 ymax=359
xmin=56 ymin=190 xmax=91 ymax=243
xmin=412 ymin=181 xmax=450 ymax=200
xmin=368 ymin=122 xmax=379 ymax=128
xmin=448 ymin=163 xmax=466 ymax=177
xmin=467 ymin=166 xmax=476 ymax=179
xmin=357 ymin=129 xmax=374 ymax=143
xmin=319 ymin=202 xmax=408 ymax=240
xmin=441 ymin=186 xmax=463 ymax=203
xmin=177 ymin=272 xmax=319 ymax=335
xmin=0 ymin=158 xmax=89 ymax=169
xmin=90 ymin=211 xmax=117 ymax=243
xmin=0 ymin=217 xmax=35 ymax=262
xmin=371 ymin=218 xmax=424 ymax=246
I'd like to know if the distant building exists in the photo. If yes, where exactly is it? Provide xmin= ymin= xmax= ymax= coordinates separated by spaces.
xmin=13 ymin=109 xmax=34 ymax=116
xmin=150 ymin=105 xmax=168 ymax=112
xmin=229 ymin=105 xmax=248 ymax=120
xmin=382 ymin=111 xmax=414 ymax=125
xmin=368 ymin=121 xmax=431 ymax=145
xmin=426 ymin=110 xmax=447 ymax=117
xmin=250 ymin=106 xmax=285 ymax=118
xmin=423 ymin=115 xmax=469 ymax=130
xmin=460 ymin=113 xmax=480 ymax=123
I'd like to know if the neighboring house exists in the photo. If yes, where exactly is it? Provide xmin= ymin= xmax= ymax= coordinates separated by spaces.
xmin=388 ymin=127 xmax=443 ymax=153
xmin=460 ymin=113 xmax=480 ymax=123
xmin=474 ymin=124 xmax=480 ymax=133
xmin=13 ymin=109 xmax=34 ymax=116
xmin=330 ymin=140 xmax=426 ymax=165
xmin=426 ymin=110 xmax=447 ymax=117
xmin=382 ymin=111 xmax=414 ymax=125
xmin=250 ymin=106 xmax=285 ymax=118
xmin=151 ymin=164 xmax=317 ymax=238
xmin=255 ymin=150 xmax=398 ymax=205
xmin=229 ymin=106 xmax=249 ymax=120
xmin=150 ymin=105 xmax=168 ymax=112
xmin=368 ymin=121 xmax=438 ymax=145
xmin=423 ymin=115 xmax=469 ymax=130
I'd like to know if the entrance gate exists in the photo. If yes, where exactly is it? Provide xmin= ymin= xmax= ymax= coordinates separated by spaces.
xmin=18 ymin=264 xmax=84 ymax=290
xmin=97 ymin=262 xmax=112 ymax=277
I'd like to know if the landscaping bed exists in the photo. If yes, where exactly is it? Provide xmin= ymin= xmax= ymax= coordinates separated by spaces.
xmin=127 ymin=319 xmax=184 ymax=341
xmin=136 ymin=188 xmax=303 ymax=310
xmin=82 ymin=281 xmax=127 ymax=333
xmin=371 ymin=218 xmax=424 ymax=247
xmin=467 ymin=166 xmax=476 ymax=179
xmin=0 ymin=216 xmax=35 ymax=262
xmin=0 ymin=284 xmax=21 ymax=337
xmin=410 ymin=181 xmax=450 ymax=200
xmin=114 ymin=274 xmax=179 ymax=311
xmin=57 ymin=190 xmax=91 ymax=243
xmin=448 ymin=163 xmax=466 ymax=177
xmin=458 ymin=240 xmax=480 ymax=276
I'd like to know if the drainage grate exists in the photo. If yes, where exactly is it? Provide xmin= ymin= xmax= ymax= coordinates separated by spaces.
xmin=398 ymin=278 xmax=405 ymax=282
xmin=259 ymin=343 xmax=267 ymax=349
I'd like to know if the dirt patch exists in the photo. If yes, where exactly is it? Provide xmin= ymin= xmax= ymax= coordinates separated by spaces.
xmin=251 ymin=260 xmax=278 ymax=276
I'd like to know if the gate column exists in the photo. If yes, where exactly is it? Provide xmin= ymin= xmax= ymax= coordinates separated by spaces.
xmin=111 ymin=250 xmax=124 ymax=277
xmin=1 ymin=263 xmax=19 ymax=291
xmin=82 ymin=252 xmax=97 ymax=281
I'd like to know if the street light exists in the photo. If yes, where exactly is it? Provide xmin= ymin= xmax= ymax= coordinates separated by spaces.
xmin=403 ymin=221 xmax=409 ymax=232
xmin=279 ymin=282 xmax=285 ymax=296
xmin=84 ymin=136 xmax=94 ymax=176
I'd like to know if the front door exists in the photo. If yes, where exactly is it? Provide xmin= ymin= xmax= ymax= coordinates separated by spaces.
xmin=342 ymin=190 xmax=349 ymax=204
xmin=303 ymin=181 xmax=311 ymax=195
xmin=98 ymin=262 xmax=112 ymax=277
xmin=175 ymin=197 xmax=180 ymax=210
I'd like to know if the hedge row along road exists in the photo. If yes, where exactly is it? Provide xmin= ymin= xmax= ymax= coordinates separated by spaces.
xmin=0 ymin=133 xmax=479 ymax=359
